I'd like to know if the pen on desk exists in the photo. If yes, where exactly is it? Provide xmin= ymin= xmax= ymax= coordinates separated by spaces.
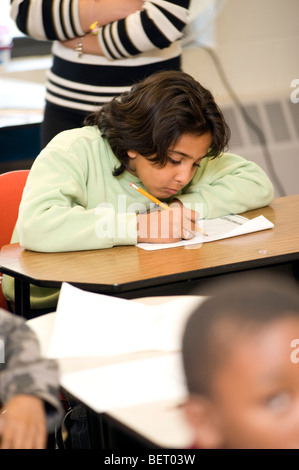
xmin=129 ymin=182 xmax=208 ymax=236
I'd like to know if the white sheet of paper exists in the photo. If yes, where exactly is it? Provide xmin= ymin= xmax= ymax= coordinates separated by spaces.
xmin=47 ymin=283 xmax=204 ymax=359
xmin=136 ymin=215 xmax=274 ymax=251
xmin=59 ymin=352 xmax=187 ymax=412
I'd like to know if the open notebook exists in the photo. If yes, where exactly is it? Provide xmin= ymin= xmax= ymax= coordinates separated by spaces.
xmin=44 ymin=283 xmax=205 ymax=359
xmin=28 ymin=283 xmax=198 ymax=412
xmin=137 ymin=214 xmax=274 ymax=251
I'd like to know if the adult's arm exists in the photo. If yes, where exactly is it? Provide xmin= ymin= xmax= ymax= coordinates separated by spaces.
xmin=10 ymin=0 xmax=143 ymax=40
xmin=96 ymin=0 xmax=191 ymax=59
xmin=76 ymin=0 xmax=191 ymax=59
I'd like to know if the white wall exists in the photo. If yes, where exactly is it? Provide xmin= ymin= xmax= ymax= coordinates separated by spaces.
xmin=183 ymin=0 xmax=299 ymax=102
xmin=183 ymin=0 xmax=299 ymax=196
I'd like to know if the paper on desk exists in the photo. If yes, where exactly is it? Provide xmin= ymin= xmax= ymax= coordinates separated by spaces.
xmin=47 ymin=283 xmax=204 ymax=359
xmin=137 ymin=215 xmax=274 ymax=251
xmin=60 ymin=353 xmax=187 ymax=412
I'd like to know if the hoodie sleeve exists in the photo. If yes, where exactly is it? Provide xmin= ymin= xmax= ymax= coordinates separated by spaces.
xmin=175 ymin=153 xmax=274 ymax=219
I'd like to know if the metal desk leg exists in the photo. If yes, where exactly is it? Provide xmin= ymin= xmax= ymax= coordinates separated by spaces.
xmin=14 ymin=278 xmax=30 ymax=317
xmin=86 ymin=408 xmax=111 ymax=449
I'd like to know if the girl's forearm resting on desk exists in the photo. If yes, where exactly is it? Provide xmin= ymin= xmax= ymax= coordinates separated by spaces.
xmin=175 ymin=153 xmax=274 ymax=218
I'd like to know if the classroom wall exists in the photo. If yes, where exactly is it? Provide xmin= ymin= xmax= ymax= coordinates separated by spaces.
xmin=183 ymin=0 xmax=299 ymax=197
xmin=183 ymin=0 xmax=299 ymax=101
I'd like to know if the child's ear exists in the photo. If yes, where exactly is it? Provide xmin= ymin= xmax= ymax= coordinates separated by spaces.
xmin=127 ymin=150 xmax=138 ymax=159
xmin=183 ymin=395 xmax=225 ymax=449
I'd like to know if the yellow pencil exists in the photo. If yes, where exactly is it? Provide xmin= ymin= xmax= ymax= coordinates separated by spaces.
xmin=130 ymin=183 xmax=169 ymax=210
xmin=129 ymin=183 xmax=208 ymax=236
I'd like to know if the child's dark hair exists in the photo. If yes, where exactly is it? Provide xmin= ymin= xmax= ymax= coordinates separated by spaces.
xmin=182 ymin=274 xmax=299 ymax=397
xmin=85 ymin=70 xmax=230 ymax=176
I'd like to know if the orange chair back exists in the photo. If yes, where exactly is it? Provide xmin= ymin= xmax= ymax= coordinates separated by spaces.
xmin=0 ymin=170 xmax=30 ymax=310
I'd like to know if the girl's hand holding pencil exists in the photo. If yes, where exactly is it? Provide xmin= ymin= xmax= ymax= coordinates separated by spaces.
xmin=130 ymin=183 xmax=200 ymax=243
xmin=136 ymin=205 xmax=199 ymax=243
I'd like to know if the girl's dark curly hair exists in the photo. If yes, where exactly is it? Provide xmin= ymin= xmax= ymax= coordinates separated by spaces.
xmin=85 ymin=70 xmax=230 ymax=176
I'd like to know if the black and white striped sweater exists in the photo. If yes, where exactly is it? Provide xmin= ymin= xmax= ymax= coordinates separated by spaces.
xmin=10 ymin=0 xmax=191 ymax=112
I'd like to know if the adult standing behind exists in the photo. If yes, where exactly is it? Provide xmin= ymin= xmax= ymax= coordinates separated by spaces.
xmin=10 ymin=0 xmax=191 ymax=147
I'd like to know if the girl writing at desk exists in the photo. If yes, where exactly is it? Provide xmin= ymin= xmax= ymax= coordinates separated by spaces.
xmin=2 ymin=70 xmax=274 ymax=311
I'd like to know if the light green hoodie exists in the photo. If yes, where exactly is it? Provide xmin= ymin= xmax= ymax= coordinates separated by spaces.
xmin=2 ymin=126 xmax=274 ymax=309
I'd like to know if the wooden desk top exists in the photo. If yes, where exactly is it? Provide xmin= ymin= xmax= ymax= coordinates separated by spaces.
xmin=1 ymin=195 xmax=298 ymax=294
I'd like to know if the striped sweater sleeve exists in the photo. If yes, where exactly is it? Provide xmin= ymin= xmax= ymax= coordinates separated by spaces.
xmin=98 ymin=0 xmax=191 ymax=60
xmin=10 ymin=0 xmax=84 ymax=40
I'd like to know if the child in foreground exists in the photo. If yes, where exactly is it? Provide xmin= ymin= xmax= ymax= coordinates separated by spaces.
xmin=182 ymin=275 xmax=299 ymax=449
xmin=0 ymin=308 xmax=62 ymax=448
xmin=2 ymin=70 xmax=274 ymax=311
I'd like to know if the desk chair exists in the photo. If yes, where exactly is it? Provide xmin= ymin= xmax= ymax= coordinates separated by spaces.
xmin=0 ymin=170 xmax=30 ymax=310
